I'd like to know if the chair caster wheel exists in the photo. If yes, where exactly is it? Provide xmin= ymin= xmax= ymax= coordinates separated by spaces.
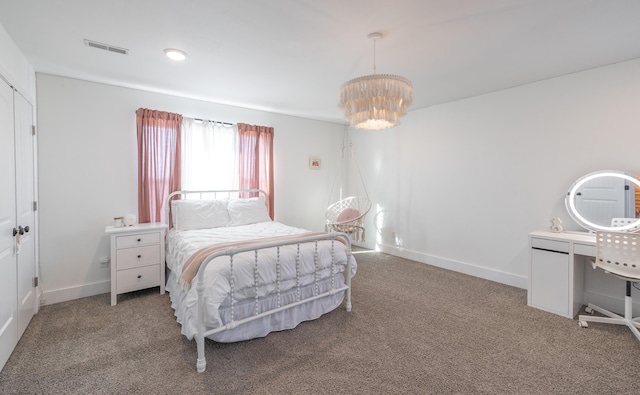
xmin=585 ymin=307 xmax=594 ymax=315
xmin=578 ymin=320 xmax=588 ymax=328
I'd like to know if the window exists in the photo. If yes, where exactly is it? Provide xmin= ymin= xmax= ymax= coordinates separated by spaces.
xmin=181 ymin=119 xmax=238 ymax=193
xmin=137 ymin=111 xmax=275 ymax=222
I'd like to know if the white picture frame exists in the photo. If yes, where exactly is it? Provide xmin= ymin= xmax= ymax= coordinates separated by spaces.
xmin=309 ymin=156 xmax=321 ymax=170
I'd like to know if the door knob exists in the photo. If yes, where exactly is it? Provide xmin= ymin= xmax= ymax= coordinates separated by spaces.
xmin=18 ymin=226 xmax=24 ymax=235
xmin=24 ymin=226 xmax=29 ymax=233
xmin=12 ymin=228 xmax=17 ymax=237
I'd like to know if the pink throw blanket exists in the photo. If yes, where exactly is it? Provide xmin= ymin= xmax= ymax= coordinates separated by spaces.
xmin=180 ymin=232 xmax=330 ymax=289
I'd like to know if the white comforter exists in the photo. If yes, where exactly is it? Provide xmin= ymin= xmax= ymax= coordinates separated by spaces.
xmin=166 ymin=221 xmax=310 ymax=272
xmin=165 ymin=221 xmax=357 ymax=338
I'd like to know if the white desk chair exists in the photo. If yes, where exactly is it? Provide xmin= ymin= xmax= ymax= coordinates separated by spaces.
xmin=578 ymin=231 xmax=640 ymax=341
xmin=611 ymin=217 xmax=640 ymax=231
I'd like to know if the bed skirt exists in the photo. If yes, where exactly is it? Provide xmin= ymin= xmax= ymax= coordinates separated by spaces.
xmin=166 ymin=270 xmax=346 ymax=343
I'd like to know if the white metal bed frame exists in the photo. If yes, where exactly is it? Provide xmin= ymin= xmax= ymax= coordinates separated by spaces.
xmin=163 ymin=189 xmax=353 ymax=373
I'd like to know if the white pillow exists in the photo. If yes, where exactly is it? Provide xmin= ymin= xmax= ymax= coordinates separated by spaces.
xmin=227 ymin=196 xmax=271 ymax=226
xmin=171 ymin=199 xmax=230 ymax=231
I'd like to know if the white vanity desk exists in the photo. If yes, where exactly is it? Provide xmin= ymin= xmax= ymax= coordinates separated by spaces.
xmin=528 ymin=229 xmax=596 ymax=318
xmin=530 ymin=170 xmax=640 ymax=319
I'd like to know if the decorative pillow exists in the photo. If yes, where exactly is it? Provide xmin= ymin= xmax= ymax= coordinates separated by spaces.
xmin=336 ymin=208 xmax=361 ymax=223
xmin=171 ymin=199 xmax=230 ymax=231
xmin=227 ymin=196 xmax=271 ymax=226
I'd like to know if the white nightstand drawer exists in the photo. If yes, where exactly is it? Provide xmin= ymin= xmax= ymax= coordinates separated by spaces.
xmin=116 ymin=264 xmax=160 ymax=293
xmin=116 ymin=245 xmax=160 ymax=270
xmin=116 ymin=232 xmax=160 ymax=249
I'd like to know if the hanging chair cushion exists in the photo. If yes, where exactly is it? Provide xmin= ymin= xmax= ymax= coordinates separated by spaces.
xmin=336 ymin=207 xmax=361 ymax=223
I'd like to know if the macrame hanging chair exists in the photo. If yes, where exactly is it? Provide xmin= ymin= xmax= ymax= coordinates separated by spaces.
xmin=325 ymin=128 xmax=371 ymax=242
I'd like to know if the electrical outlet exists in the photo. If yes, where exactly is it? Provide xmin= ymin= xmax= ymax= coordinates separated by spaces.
xmin=99 ymin=257 xmax=110 ymax=268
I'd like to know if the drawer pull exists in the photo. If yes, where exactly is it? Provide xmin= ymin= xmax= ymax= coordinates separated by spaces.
xmin=137 ymin=238 xmax=142 ymax=242
xmin=137 ymin=255 xmax=142 ymax=259
xmin=137 ymin=275 xmax=142 ymax=279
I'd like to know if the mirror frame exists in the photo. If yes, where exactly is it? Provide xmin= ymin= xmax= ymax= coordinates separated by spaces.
xmin=565 ymin=170 xmax=640 ymax=232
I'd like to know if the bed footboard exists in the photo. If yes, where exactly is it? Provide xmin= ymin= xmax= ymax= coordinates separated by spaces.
xmin=194 ymin=232 xmax=353 ymax=373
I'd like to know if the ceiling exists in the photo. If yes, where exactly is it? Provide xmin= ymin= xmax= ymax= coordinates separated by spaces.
xmin=1 ymin=0 xmax=640 ymax=124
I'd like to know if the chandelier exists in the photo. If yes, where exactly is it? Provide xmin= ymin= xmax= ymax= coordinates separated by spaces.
xmin=339 ymin=32 xmax=413 ymax=130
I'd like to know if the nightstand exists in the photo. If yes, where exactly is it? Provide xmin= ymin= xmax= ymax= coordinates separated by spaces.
xmin=105 ymin=223 xmax=168 ymax=306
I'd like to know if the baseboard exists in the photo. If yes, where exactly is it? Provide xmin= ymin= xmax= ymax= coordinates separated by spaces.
xmin=376 ymin=244 xmax=528 ymax=290
xmin=41 ymin=280 xmax=109 ymax=306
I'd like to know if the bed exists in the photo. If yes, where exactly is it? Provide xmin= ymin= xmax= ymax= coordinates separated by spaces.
xmin=162 ymin=189 xmax=356 ymax=372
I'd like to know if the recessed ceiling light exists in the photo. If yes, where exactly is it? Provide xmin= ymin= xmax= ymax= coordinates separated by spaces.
xmin=164 ymin=48 xmax=187 ymax=61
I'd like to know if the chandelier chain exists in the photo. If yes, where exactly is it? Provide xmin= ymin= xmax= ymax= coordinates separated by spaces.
xmin=372 ymin=37 xmax=377 ymax=75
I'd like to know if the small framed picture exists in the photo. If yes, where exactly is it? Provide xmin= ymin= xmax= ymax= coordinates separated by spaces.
xmin=309 ymin=156 xmax=321 ymax=170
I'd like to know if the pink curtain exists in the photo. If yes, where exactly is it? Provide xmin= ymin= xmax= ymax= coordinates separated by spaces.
xmin=136 ymin=108 xmax=182 ymax=224
xmin=237 ymin=123 xmax=274 ymax=219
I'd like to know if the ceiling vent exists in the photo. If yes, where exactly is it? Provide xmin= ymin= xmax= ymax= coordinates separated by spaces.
xmin=84 ymin=39 xmax=129 ymax=55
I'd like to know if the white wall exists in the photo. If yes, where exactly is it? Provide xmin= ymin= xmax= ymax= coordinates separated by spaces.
xmin=36 ymin=74 xmax=344 ymax=304
xmin=353 ymin=58 xmax=640 ymax=299
xmin=0 ymin=24 xmax=35 ymax=101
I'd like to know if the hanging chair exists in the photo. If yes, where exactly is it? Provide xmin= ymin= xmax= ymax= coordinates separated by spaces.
xmin=325 ymin=128 xmax=371 ymax=242
xmin=325 ymin=197 xmax=372 ymax=241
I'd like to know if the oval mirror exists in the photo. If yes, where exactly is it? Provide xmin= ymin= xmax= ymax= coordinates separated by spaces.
xmin=565 ymin=170 xmax=640 ymax=232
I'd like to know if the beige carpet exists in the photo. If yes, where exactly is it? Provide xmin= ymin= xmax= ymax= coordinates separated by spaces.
xmin=1 ymin=250 xmax=639 ymax=394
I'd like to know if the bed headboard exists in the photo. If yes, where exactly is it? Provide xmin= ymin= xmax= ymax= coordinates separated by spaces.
xmin=163 ymin=189 xmax=267 ymax=228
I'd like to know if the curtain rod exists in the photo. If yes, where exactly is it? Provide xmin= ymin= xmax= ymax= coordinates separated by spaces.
xmin=186 ymin=116 xmax=234 ymax=127
xmin=134 ymin=110 xmax=234 ymax=126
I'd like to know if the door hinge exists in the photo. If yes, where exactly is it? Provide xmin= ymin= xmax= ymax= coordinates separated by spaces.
xmin=32 ymin=125 xmax=36 ymax=135
xmin=33 ymin=277 xmax=39 ymax=287
xmin=33 ymin=201 xmax=37 ymax=211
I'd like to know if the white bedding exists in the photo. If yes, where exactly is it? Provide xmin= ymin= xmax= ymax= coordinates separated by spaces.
xmin=166 ymin=221 xmax=309 ymax=272
xmin=165 ymin=221 xmax=357 ymax=342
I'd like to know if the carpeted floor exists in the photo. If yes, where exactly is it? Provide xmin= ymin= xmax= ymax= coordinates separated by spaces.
xmin=1 ymin=250 xmax=639 ymax=394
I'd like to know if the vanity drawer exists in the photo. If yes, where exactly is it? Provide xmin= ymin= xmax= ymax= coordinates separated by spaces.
xmin=574 ymin=243 xmax=596 ymax=257
xmin=116 ymin=245 xmax=160 ymax=270
xmin=116 ymin=264 xmax=160 ymax=293
xmin=116 ymin=232 xmax=160 ymax=249
xmin=531 ymin=237 xmax=569 ymax=253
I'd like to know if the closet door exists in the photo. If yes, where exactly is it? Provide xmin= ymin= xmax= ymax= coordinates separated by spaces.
xmin=14 ymin=91 xmax=36 ymax=338
xmin=0 ymin=79 xmax=17 ymax=370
